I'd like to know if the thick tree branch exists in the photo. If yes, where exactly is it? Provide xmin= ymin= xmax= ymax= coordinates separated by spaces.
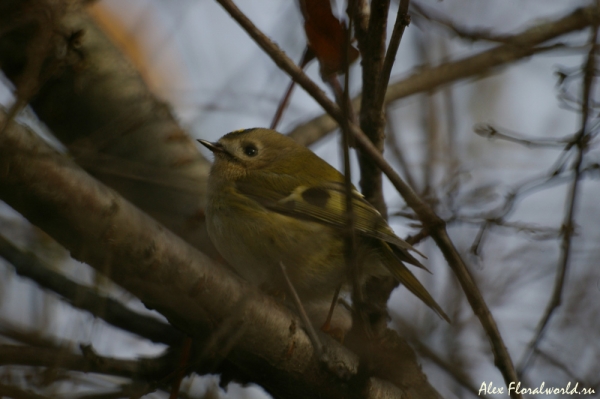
xmin=0 ymin=383 xmax=53 ymax=399
xmin=0 ymin=110 xmax=416 ymax=399
xmin=0 ymin=0 xmax=216 ymax=258
xmin=0 ymin=4 xmax=443 ymax=397
xmin=0 ymin=233 xmax=182 ymax=346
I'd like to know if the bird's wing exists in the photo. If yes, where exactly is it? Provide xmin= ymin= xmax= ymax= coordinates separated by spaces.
xmin=236 ymin=178 xmax=426 ymax=267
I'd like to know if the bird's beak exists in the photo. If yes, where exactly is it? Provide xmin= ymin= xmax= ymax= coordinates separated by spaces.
xmin=198 ymin=139 xmax=225 ymax=154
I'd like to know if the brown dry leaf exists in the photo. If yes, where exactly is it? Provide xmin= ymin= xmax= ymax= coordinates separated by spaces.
xmin=299 ymin=0 xmax=359 ymax=78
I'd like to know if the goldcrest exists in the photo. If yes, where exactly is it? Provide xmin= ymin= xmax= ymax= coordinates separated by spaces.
xmin=198 ymin=128 xmax=449 ymax=323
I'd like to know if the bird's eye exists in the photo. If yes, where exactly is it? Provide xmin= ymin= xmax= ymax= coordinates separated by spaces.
xmin=243 ymin=144 xmax=258 ymax=157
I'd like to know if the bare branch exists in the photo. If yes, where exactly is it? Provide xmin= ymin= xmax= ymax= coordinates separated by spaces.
xmin=377 ymin=0 xmax=410 ymax=111
xmin=411 ymin=1 xmax=514 ymax=43
xmin=413 ymin=341 xmax=486 ymax=399
xmin=0 ymin=383 xmax=53 ymax=399
xmin=474 ymin=124 xmax=574 ymax=148
xmin=347 ymin=124 xmax=522 ymax=398
xmin=0 ymin=1 xmax=216 ymax=258
xmin=0 ymin=344 xmax=168 ymax=380
xmin=289 ymin=5 xmax=600 ymax=147
xmin=353 ymin=0 xmax=390 ymax=217
xmin=517 ymin=11 xmax=600 ymax=377
xmin=0 ymin=233 xmax=182 ymax=346
xmin=385 ymin=108 xmax=419 ymax=191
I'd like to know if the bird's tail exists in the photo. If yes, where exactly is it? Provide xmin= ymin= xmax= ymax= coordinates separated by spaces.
xmin=380 ymin=242 xmax=450 ymax=323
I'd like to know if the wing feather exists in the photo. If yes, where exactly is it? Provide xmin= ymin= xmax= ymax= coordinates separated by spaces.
xmin=236 ymin=178 xmax=426 ymax=267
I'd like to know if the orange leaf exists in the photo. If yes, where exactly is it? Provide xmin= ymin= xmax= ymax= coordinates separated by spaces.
xmin=299 ymin=0 xmax=359 ymax=78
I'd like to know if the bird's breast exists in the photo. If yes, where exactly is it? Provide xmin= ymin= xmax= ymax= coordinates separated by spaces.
xmin=205 ymin=187 xmax=346 ymax=299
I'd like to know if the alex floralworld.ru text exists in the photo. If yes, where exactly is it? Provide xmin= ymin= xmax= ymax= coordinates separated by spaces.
xmin=479 ymin=381 xmax=595 ymax=395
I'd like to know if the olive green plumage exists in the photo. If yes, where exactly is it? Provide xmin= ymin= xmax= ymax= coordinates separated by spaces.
xmin=199 ymin=128 xmax=449 ymax=322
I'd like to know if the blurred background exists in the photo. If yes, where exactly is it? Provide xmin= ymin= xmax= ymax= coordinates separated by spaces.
xmin=0 ymin=0 xmax=598 ymax=398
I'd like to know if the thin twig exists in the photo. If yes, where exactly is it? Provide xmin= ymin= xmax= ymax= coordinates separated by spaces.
xmin=279 ymin=262 xmax=323 ymax=356
xmin=0 ymin=320 xmax=66 ymax=349
xmin=355 ymin=0 xmax=391 ymax=218
xmin=404 ymin=228 xmax=429 ymax=246
xmin=411 ymin=1 xmax=513 ymax=44
xmin=421 ymin=99 xmax=436 ymax=197
xmin=338 ymin=4 xmax=369 ymax=338
xmin=191 ymin=294 xmax=251 ymax=373
xmin=536 ymin=349 xmax=579 ymax=380
xmin=470 ymin=222 xmax=490 ymax=257
xmin=327 ymin=76 xmax=358 ymax=127
xmin=391 ymin=314 xmax=484 ymax=398
xmin=288 ymin=5 xmax=600 ymax=147
xmin=460 ymin=169 xmax=576 ymax=232
xmin=278 ymin=264 xmax=356 ymax=381
xmin=412 ymin=340 xmax=488 ymax=399
xmin=322 ymin=284 xmax=342 ymax=332
xmin=270 ymin=74 xmax=297 ymax=130
xmin=415 ymin=35 xmax=440 ymax=198
xmin=0 ymin=341 xmax=176 ymax=398
xmin=75 ymin=384 xmax=158 ymax=399
xmin=385 ymin=107 xmax=419 ymax=191
xmin=0 ymin=344 xmax=169 ymax=380
xmin=475 ymin=124 xmax=574 ymax=148
xmin=450 ymin=218 xmax=561 ymax=241
xmin=441 ymin=39 xmax=460 ymax=212
xmin=215 ymin=0 xmax=343 ymax=125
xmin=375 ymin=0 xmax=410 ymax=111
xmin=169 ymin=337 xmax=193 ymax=399
xmin=517 ymin=13 xmax=600 ymax=377
xmin=270 ymin=48 xmax=313 ymax=130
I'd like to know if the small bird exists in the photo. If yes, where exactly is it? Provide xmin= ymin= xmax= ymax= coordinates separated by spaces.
xmin=198 ymin=128 xmax=449 ymax=324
